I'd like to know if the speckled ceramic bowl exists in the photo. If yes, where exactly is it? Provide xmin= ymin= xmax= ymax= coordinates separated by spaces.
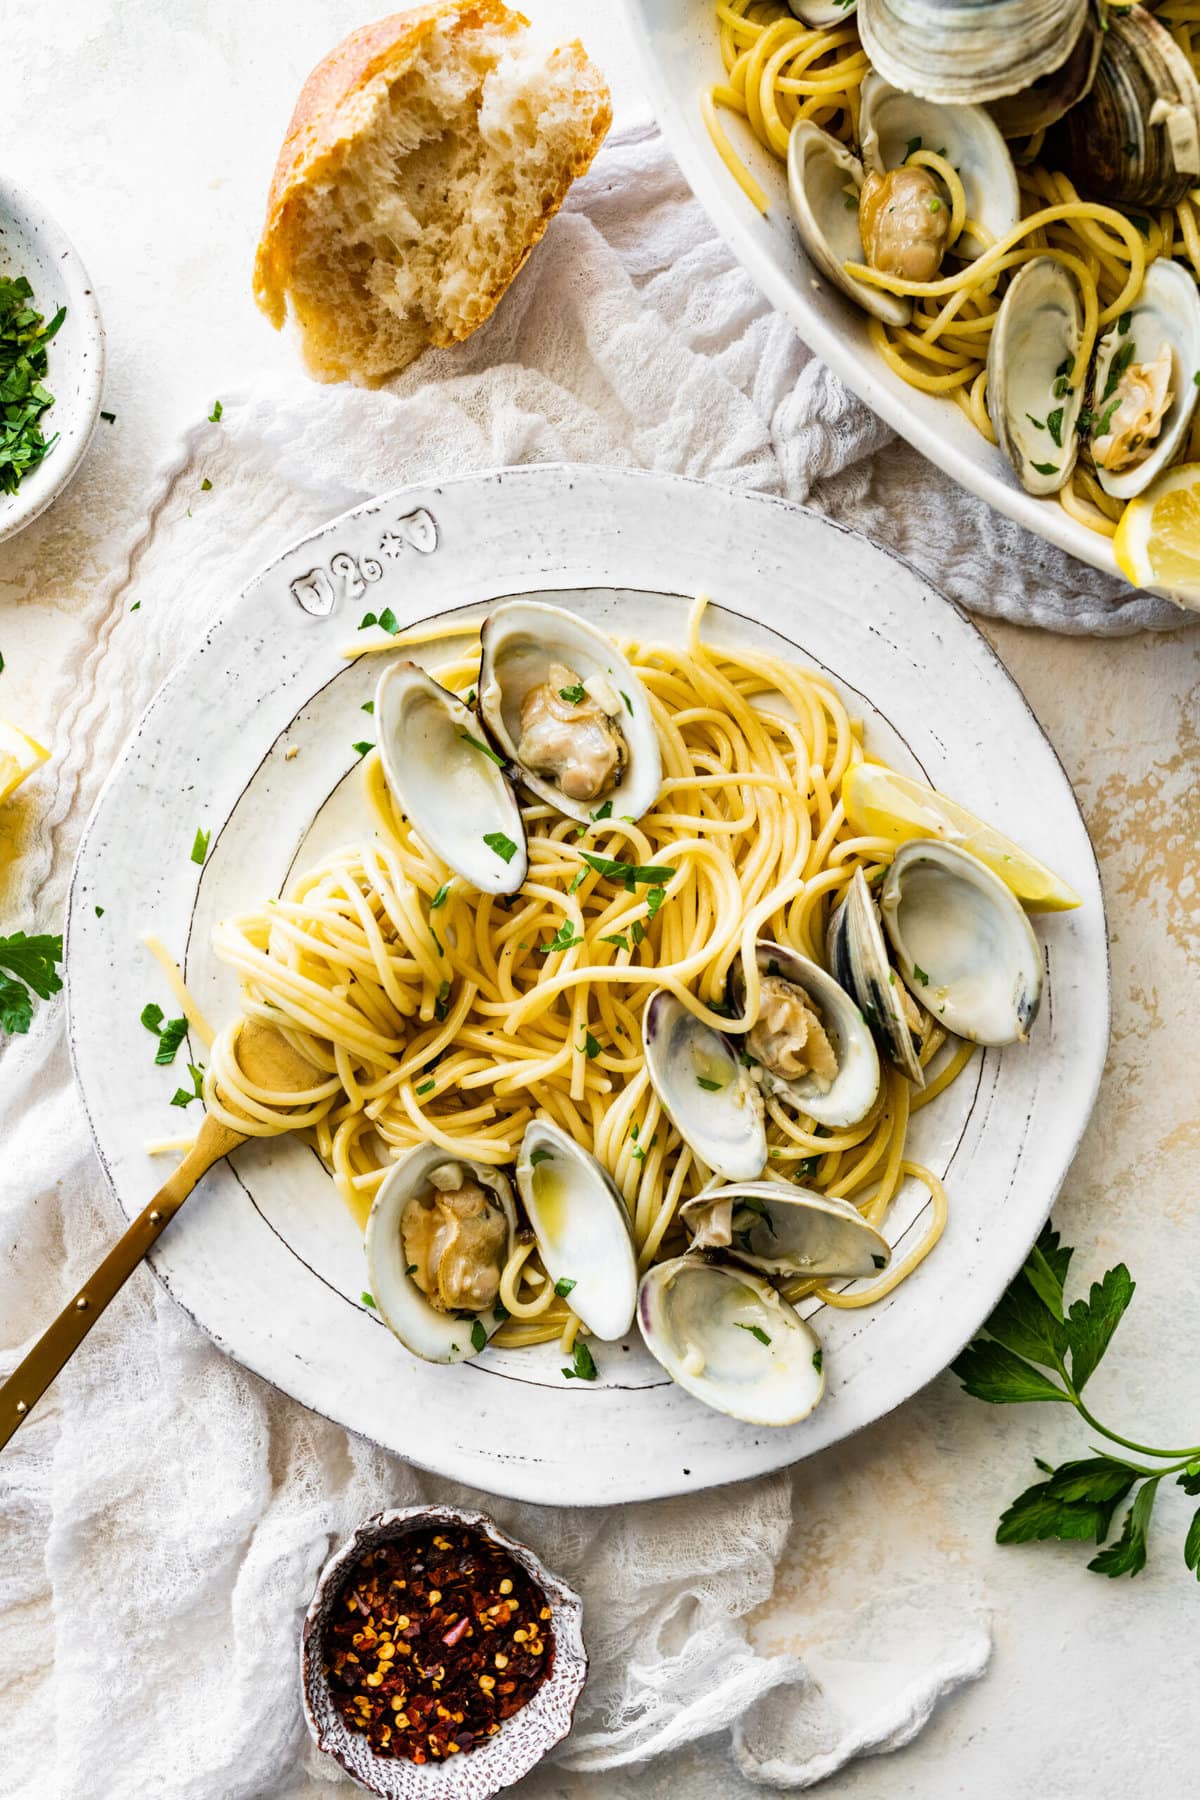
xmin=301 ymin=1506 xmax=587 ymax=1799
xmin=0 ymin=173 xmax=104 ymax=545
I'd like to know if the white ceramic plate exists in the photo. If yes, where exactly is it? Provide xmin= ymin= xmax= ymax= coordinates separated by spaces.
xmin=619 ymin=0 xmax=1133 ymax=589
xmin=0 ymin=174 xmax=104 ymax=544
xmin=67 ymin=466 xmax=1108 ymax=1506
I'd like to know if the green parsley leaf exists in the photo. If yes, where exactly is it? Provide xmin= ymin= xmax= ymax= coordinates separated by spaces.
xmin=100 ymin=410 xmax=115 ymax=423
xmin=579 ymin=851 xmax=674 ymax=887
xmin=1088 ymin=1477 xmax=1160 ymax=1578
xmin=529 ymin=1148 xmax=553 ymax=1167
xmin=170 ymin=1063 xmax=205 ymax=1107
xmin=458 ymin=728 xmax=505 ymax=767
xmin=141 ymin=1002 xmax=165 ymax=1034
xmin=94 ymin=905 xmax=104 ymax=918
xmin=591 ymin=800 xmax=613 ymax=821
xmin=208 ymin=399 xmax=223 ymax=422
xmin=1117 ymin=311 xmax=1132 ymax=336
xmin=378 ymin=607 xmax=400 ymax=635
xmin=568 ymin=869 xmax=587 ymax=894
xmin=736 ymin=1322 xmax=772 ymax=1346
xmin=1184 ymin=1505 xmax=1200 ymax=1579
xmin=631 ymin=920 xmax=646 ymax=947
xmin=1026 ymin=413 xmax=1045 ymax=431
xmin=696 ymin=1076 xmax=723 ymax=1091
xmin=0 ymin=975 xmax=32 ymax=1035
xmin=361 ymin=1290 xmax=376 ymax=1308
xmin=483 ymin=831 xmax=518 ymax=864
xmin=430 ymin=882 xmax=450 ymax=909
xmin=1046 ymin=406 xmax=1064 ymax=448
xmin=997 ymin=1458 xmax=1137 ymax=1546
xmin=352 ymin=741 xmax=373 ymax=757
xmin=562 ymin=1340 xmax=598 ymax=1381
xmin=539 ymin=922 xmax=584 ymax=955
xmin=620 ymin=690 xmax=633 ymax=715
xmin=645 ymin=886 xmax=667 ymax=919
xmin=951 ymin=1339 xmax=1072 ymax=1406
xmin=470 ymin=1318 xmax=488 ymax=1353
xmin=191 ymin=827 xmax=211 ymax=866
xmin=433 ymin=978 xmax=452 ymax=1021
xmin=558 ymin=683 xmax=586 ymax=704
xmin=1064 ymin=1263 xmax=1135 ymax=1392
xmin=200 ymin=477 xmax=212 ymax=492
xmin=0 ymin=277 xmax=66 ymax=496
xmin=154 ymin=1017 xmax=189 ymax=1065
xmin=361 ymin=699 xmax=374 ymax=714
xmin=580 ymin=1030 xmax=601 ymax=1059
xmin=812 ymin=1347 xmax=823 ymax=1373
xmin=415 ymin=1078 xmax=436 ymax=1097
xmin=872 ymin=1253 xmax=887 ymax=1269
xmin=359 ymin=612 xmax=378 ymax=629
xmin=1051 ymin=374 xmax=1072 ymax=399
xmin=1031 ymin=462 xmax=1059 ymax=476
xmin=554 ymin=1277 xmax=577 ymax=1298
xmin=405 ymin=1263 xmax=418 ymax=1276
xmin=1103 ymin=338 xmax=1137 ymax=401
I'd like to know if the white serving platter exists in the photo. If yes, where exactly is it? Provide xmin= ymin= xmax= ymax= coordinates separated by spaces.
xmin=619 ymin=0 xmax=1143 ymax=591
xmin=66 ymin=465 xmax=1108 ymax=1505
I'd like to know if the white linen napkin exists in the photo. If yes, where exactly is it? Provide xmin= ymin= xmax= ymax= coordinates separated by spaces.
xmin=0 ymin=120 xmax=1010 ymax=1800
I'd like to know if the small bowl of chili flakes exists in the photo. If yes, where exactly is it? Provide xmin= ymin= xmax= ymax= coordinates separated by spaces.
xmin=301 ymin=1504 xmax=587 ymax=1799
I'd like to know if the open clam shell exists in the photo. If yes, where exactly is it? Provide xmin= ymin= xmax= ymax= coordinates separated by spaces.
xmin=987 ymin=257 xmax=1086 ymax=497
xmin=859 ymin=73 xmax=1019 ymax=258
xmin=1089 ymin=258 xmax=1200 ymax=501
xmin=858 ymin=0 xmax=1093 ymax=106
xmin=301 ymin=1505 xmax=587 ymax=1800
xmin=637 ymin=1256 xmax=825 ymax=1426
xmin=730 ymin=939 xmax=880 ymax=1129
xmin=477 ymin=600 xmax=662 ymax=824
xmin=516 ymin=1118 xmax=637 ymax=1341
xmin=642 ymin=989 xmax=767 ymax=1182
xmin=787 ymin=122 xmax=912 ymax=327
xmin=826 ymin=867 xmax=926 ymax=1085
xmin=879 ymin=840 xmax=1042 ymax=1045
xmin=681 ymin=1181 xmax=891 ymax=1279
xmin=364 ymin=1145 xmax=516 ymax=1363
xmin=376 ymin=659 xmax=528 ymax=895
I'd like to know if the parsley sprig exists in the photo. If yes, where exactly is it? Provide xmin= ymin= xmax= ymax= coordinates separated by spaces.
xmin=0 ymin=930 xmax=63 ymax=1035
xmin=954 ymin=1223 xmax=1200 ymax=1581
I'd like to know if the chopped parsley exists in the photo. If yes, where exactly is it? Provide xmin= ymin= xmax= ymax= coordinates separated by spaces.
xmin=631 ymin=920 xmax=646 ymax=947
xmin=154 ymin=1017 xmax=189 ymax=1065
xmin=0 ymin=930 xmax=63 ymax=1036
xmin=361 ymin=1290 xmax=376 ymax=1308
xmin=378 ymin=607 xmax=399 ymax=635
xmin=696 ymin=1076 xmax=723 ymax=1091
xmin=1052 ymin=374 xmax=1072 ymax=399
xmin=352 ymin=741 xmax=373 ymax=757
xmin=190 ymin=827 xmax=211 ymax=866
xmin=1103 ymin=339 xmax=1137 ymax=401
xmin=1046 ymin=407 xmax=1064 ymax=448
xmin=483 ymin=831 xmax=518 ymax=864
xmin=529 ymin=1147 xmax=553 ymax=1167
xmin=1117 ymin=312 xmax=1132 ymax=337
xmin=361 ymin=699 xmax=374 ymax=714
xmin=568 ymin=869 xmax=587 ymax=893
xmin=591 ymin=800 xmax=613 ymax=821
xmin=94 ymin=905 xmax=104 ymax=918
xmin=1031 ymin=462 xmax=1059 ymax=476
xmin=539 ymin=922 xmax=584 ymax=955
xmin=208 ymin=399 xmax=224 ymax=422
xmin=562 ymin=1340 xmax=598 ymax=1381
xmin=430 ymin=882 xmax=450 ymax=909
xmin=558 ymin=683 xmax=586 ymax=704
xmin=645 ymin=886 xmax=667 ymax=920
xmin=100 ymin=410 xmax=115 ymax=423
xmin=872 ymin=1253 xmax=887 ymax=1269
xmin=736 ymin=1322 xmax=772 ymax=1346
xmin=554 ymin=1276 xmax=577 ymax=1298
xmin=359 ymin=612 xmax=378 ymax=629
xmin=1026 ymin=413 xmax=1045 ymax=431
xmin=580 ymin=1030 xmax=601 ymax=1059
xmin=620 ymin=691 xmax=633 ymax=715
xmin=579 ymin=851 xmax=674 ymax=889
xmin=470 ymin=1318 xmax=488 ymax=1353
xmin=200 ymin=477 xmax=212 ymax=492
xmin=434 ymin=978 xmax=452 ymax=1021
xmin=416 ymin=1078 xmax=436 ymax=1096
xmin=812 ymin=1348 xmax=824 ymax=1373
xmin=170 ymin=1063 xmax=205 ymax=1107
xmin=602 ymin=932 xmax=629 ymax=951
xmin=0 ymin=276 xmax=66 ymax=496
xmin=458 ymin=728 xmax=505 ymax=767
xmin=912 ymin=963 xmax=931 ymax=986
xmin=405 ymin=1263 xmax=418 ymax=1276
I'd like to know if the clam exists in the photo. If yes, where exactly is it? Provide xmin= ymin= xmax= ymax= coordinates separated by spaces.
xmin=987 ymin=8 xmax=1103 ymax=138
xmin=858 ymin=0 xmax=1093 ymax=107
xmin=987 ymin=258 xmax=1087 ymax=497
xmin=364 ymin=1144 xmax=516 ymax=1363
xmin=681 ymin=1181 xmax=890 ymax=1279
xmin=637 ymin=1257 xmax=825 ymax=1426
xmin=516 ymin=1118 xmax=638 ymax=1341
xmin=375 ymin=659 xmax=528 ymax=895
xmin=826 ymin=867 xmax=927 ymax=1085
xmin=477 ymin=600 xmax=662 ymax=824
xmin=787 ymin=124 xmax=912 ymax=326
xmin=1047 ymin=5 xmax=1200 ymax=208
xmin=1087 ymin=258 xmax=1200 ymax=501
xmin=729 ymin=939 xmax=881 ymax=1129
xmin=788 ymin=0 xmax=856 ymax=19
xmin=642 ymin=990 xmax=767 ymax=1181
xmin=879 ymin=840 xmax=1042 ymax=1044
xmin=858 ymin=73 xmax=1019 ymax=259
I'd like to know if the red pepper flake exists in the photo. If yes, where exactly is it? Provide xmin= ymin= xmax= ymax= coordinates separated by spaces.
xmin=323 ymin=1526 xmax=556 ymax=1763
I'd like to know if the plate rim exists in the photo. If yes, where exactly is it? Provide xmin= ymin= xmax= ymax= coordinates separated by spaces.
xmin=65 ymin=462 xmax=1111 ymax=1503
xmin=615 ymin=0 xmax=1134 ymax=589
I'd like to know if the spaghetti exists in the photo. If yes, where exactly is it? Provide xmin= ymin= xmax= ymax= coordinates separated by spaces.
xmin=202 ymin=600 xmax=971 ymax=1353
xmin=706 ymin=0 xmax=1200 ymax=538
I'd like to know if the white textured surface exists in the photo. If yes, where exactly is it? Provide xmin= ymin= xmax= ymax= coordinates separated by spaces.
xmin=0 ymin=5 xmax=1198 ymax=1800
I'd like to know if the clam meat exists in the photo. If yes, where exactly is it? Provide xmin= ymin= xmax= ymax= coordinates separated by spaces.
xmin=365 ymin=1145 xmax=516 ymax=1362
xmin=730 ymin=940 xmax=881 ymax=1129
xmin=477 ymin=600 xmax=663 ymax=824
xmin=1087 ymin=259 xmax=1200 ymax=500
xmin=682 ymin=1180 xmax=890 ymax=1279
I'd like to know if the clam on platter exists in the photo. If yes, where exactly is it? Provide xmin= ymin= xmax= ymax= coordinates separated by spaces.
xmin=67 ymin=466 xmax=1108 ymax=1505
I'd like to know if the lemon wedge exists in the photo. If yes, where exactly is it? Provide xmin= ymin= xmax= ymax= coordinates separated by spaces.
xmin=0 ymin=720 xmax=50 ymax=805
xmin=1113 ymin=462 xmax=1200 ymax=603
xmin=842 ymin=763 xmax=1081 ymax=911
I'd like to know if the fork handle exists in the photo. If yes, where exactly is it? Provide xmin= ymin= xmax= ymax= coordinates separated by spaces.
xmin=0 ymin=1114 xmax=245 ymax=1452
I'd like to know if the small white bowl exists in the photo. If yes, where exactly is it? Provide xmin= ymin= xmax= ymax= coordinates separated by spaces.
xmin=0 ymin=174 xmax=105 ymax=545
xmin=301 ymin=1505 xmax=587 ymax=1799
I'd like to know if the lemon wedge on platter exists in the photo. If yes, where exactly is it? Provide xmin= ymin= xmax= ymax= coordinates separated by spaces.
xmin=0 ymin=721 xmax=50 ymax=805
xmin=1113 ymin=463 xmax=1200 ymax=604
xmin=842 ymin=763 xmax=1081 ymax=912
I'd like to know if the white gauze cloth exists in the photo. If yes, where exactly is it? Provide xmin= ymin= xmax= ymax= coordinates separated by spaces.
xmin=0 ymin=121 xmax=1006 ymax=1800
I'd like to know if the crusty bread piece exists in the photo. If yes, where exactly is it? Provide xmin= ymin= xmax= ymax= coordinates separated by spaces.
xmin=254 ymin=1 xmax=611 ymax=384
